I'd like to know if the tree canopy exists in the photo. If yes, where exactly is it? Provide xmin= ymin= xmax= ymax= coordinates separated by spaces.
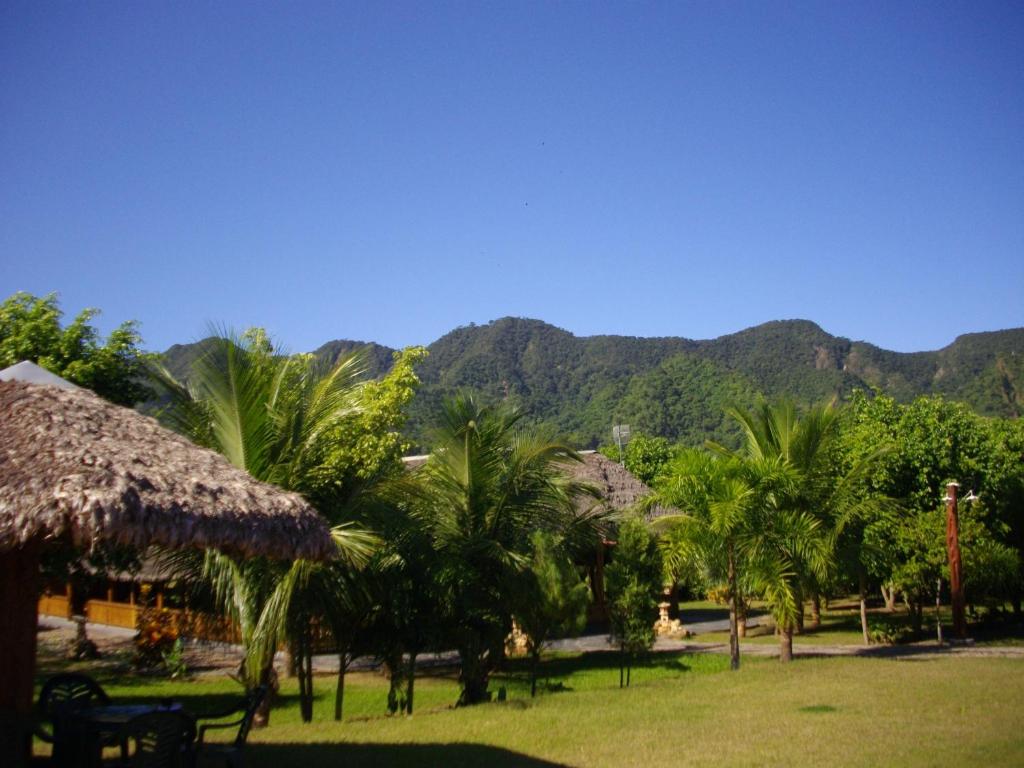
xmin=0 ymin=291 xmax=152 ymax=405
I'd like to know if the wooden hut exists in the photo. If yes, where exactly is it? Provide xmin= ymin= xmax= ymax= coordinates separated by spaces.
xmin=565 ymin=451 xmax=674 ymax=619
xmin=0 ymin=378 xmax=335 ymax=766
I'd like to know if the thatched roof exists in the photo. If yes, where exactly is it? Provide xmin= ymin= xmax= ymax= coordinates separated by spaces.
xmin=402 ymin=450 xmax=674 ymax=521
xmin=568 ymin=451 xmax=675 ymax=521
xmin=0 ymin=380 xmax=335 ymax=560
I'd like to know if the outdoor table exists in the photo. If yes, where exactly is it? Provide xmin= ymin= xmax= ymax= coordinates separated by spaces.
xmin=54 ymin=703 xmax=184 ymax=768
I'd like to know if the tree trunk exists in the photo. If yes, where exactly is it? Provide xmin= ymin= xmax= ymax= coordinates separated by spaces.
xmin=810 ymin=593 xmax=821 ymax=629
xmin=457 ymin=639 xmax=491 ymax=706
xmin=334 ymin=655 xmax=347 ymax=721
xmin=253 ymin=663 xmax=278 ymax=728
xmin=909 ymin=600 xmax=924 ymax=635
xmin=794 ymin=593 xmax=805 ymax=635
xmin=295 ymin=642 xmax=307 ymax=715
xmin=296 ymin=621 xmax=314 ymax=723
xmin=0 ymin=543 xmax=40 ymax=768
xmin=859 ymin=569 xmax=870 ymax=646
xmin=779 ymin=622 xmax=794 ymax=663
xmin=727 ymin=542 xmax=740 ymax=671
xmin=386 ymin=649 xmax=405 ymax=715
xmin=882 ymin=584 xmax=896 ymax=612
xmin=405 ymin=653 xmax=417 ymax=715
xmin=530 ymin=650 xmax=540 ymax=698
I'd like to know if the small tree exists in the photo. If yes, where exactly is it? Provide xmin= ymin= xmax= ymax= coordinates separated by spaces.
xmin=515 ymin=531 xmax=590 ymax=697
xmin=599 ymin=434 xmax=673 ymax=487
xmin=0 ymin=291 xmax=153 ymax=406
xmin=606 ymin=517 xmax=662 ymax=687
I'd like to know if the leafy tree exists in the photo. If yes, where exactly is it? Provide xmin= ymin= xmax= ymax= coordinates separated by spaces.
xmin=980 ymin=418 xmax=1024 ymax=614
xmin=599 ymin=434 xmax=674 ymax=486
xmin=709 ymin=401 xmax=832 ymax=662
xmin=514 ymin=530 xmax=590 ymax=697
xmin=409 ymin=395 xmax=599 ymax=706
xmin=606 ymin=517 xmax=662 ymax=687
xmin=0 ymin=291 xmax=152 ymax=405
xmin=154 ymin=331 xmax=397 ymax=723
xmin=655 ymin=448 xmax=752 ymax=670
xmin=356 ymin=488 xmax=444 ymax=718
xmin=316 ymin=346 xmax=429 ymax=493
xmin=842 ymin=391 xmax=1022 ymax=625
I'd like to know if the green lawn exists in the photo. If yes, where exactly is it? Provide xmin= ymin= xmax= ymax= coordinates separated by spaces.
xmin=34 ymin=644 xmax=1024 ymax=767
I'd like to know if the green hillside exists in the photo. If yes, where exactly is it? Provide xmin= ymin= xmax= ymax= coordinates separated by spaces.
xmin=157 ymin=318 xmax=1024 ymax=451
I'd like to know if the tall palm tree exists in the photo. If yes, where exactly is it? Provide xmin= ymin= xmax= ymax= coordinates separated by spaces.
xmin=408 ymin=394 xmax=602 ymax=705
xmin=655 ymin=447 xmax=796 ymax=668
xmin=710 ymin=401 xmax=839 ymax=661
xmin=153 ymin=330 xmax=378 ymax=721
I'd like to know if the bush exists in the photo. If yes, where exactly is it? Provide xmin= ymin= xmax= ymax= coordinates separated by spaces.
xmin=135 ymin=604 xmax=181 ymax=671
xmin=160 ymin=637 xmax=188 ymax=679
xmin=706 ymin=585 xmax=730 ymax=605
xmin=868 ymin=621 xmax=913 ymax=645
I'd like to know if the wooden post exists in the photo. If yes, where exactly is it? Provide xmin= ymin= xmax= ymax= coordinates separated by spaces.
xmin=945 ymin=482 xmax=967 ymax=639
xmin=0 ymin=542 xmax=42 ymax=768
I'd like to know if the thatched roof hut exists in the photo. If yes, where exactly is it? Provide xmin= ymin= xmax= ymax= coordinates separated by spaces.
xmin=0 ymin=379 xmax=334 ymax=560
xmin=568 ymin=451 xmax=674 ymax=520
xmin=0 ymin=378 xmax=336 ymax=763
xmin=403 ymin=450 xmax=674 ymax=520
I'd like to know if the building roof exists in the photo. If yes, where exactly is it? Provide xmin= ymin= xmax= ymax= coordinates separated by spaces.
xmin=0 ymin=379 xmax=335 ymax=561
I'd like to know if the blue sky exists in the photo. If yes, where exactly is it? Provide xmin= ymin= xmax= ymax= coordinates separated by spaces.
xmin=2 ymin=1 xmax=1022 ymax=354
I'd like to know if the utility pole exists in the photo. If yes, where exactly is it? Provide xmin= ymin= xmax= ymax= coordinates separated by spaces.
xmin=944 ymin=482 xmax=967 ymax=639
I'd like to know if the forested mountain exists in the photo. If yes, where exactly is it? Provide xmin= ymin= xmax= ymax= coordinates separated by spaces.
xmin=159 ymin=318 xmax=1024 ymax=451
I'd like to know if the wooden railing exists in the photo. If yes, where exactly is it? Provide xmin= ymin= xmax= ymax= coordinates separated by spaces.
xmin=39 ymin=598 xmax=243 ymax=645
xmin=39 ymin=599 xmax=336 ymax=651
xmin=38 ymin=594 xmax=71 ymax=620
xmin=84 ymin=599 xmax=140 ymax=628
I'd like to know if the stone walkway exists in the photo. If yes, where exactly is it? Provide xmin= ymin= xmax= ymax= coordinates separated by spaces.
xmin=38 ymin=614 xmax=1024 ymax=679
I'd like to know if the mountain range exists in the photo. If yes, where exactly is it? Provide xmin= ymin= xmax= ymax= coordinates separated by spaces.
xmin=161 ymin=317 xmax=1024 ymax=450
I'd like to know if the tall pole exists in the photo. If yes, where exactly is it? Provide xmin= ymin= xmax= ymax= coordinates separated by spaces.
xmin=945 ymin=482 xmax=967 ymax=639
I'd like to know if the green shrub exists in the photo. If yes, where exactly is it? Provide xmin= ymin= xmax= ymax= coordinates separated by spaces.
xmin=868 ymin=621 xmax=912 ymax=645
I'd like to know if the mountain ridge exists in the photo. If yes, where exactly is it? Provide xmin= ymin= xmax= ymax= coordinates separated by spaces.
xmin=159 ymin=317 xmax=1024 ymax=449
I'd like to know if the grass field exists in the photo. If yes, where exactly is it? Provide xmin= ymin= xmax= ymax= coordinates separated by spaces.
xmin=36 ymin=642 xmax=1024 ymax=767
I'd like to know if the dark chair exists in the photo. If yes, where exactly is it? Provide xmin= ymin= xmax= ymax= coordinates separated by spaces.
xmin=119 ymin=710 xmax=197 ymax=768
xmin=192 ymin=686 xmax=267 ymax=768
xmin=36 ymin=673 xmax=111 ymax=743
xmin=37 ymin=672 xmax=116 ymax=767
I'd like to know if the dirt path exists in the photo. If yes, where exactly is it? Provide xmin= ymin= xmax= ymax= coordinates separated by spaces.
xmin=654 ymin=637 xmax=1024 ymax=659
xmin=37 ymin=615 xmax=1024 ymax=682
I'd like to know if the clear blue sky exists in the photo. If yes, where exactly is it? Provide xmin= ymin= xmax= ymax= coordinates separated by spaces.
xmin=2 ymin=1 xmax=1022 ymax=354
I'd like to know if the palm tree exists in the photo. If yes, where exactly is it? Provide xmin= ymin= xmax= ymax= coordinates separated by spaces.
xmin=710 ymin=401 xmax=840 ymax=661
xmin=408 ymin=394 xmax=601 ymax=705
xmin=153 ymin=330 xmax=378 ymax=721
xmin=655 ymin=448 xmax=794 ymax=669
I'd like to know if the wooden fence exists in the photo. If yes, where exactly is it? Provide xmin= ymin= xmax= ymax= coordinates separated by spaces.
xmin=38 ymin=598 xmax=243 ymax=645
xmin=37 ymin=598 xmax=337 ymax=651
